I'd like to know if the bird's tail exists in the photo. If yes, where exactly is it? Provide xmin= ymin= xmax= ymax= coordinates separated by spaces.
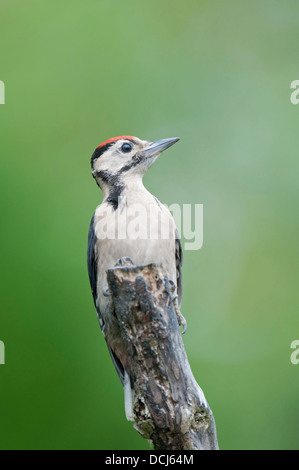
xmin=124 ymin=370 xmax=135 ymax=422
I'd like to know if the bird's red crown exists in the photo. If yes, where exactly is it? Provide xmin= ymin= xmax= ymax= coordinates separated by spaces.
xmin=97 ymin=136 xmax=136 ymax=148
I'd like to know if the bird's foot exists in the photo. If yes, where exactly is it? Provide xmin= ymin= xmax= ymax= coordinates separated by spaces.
xmin=169 ymin=279 xmax=176 ymax=294
xmin=115 ymin=257 xmax=135 ymax=267
xmin=172 ymin=294 xmax=187 ymax=335
xmin=102 ymin=284 xmax=111 ymax=297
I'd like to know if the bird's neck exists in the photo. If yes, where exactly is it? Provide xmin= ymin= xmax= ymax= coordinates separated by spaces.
xmin=102 ymin=175 xmax=152 ymax=209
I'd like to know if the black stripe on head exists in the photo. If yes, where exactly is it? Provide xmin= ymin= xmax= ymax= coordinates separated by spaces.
xmin=91 ymin=142 xmax=115 ymax=167
xmin=118 ymin=154 xmax=143 ymax=173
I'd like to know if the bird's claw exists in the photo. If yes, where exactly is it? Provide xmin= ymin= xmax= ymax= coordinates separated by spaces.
xmin=102 ymin=284 xmax=111 ymax=297
xmin=169 ymin=280 xmax=176 ymax=294
xmin=115 ymin=257 xmax=135 ymax=267
xmin=171 ymin=294 xmax=187 ymax=334
xmin=177 ymin=312 xmax=187 ymax=335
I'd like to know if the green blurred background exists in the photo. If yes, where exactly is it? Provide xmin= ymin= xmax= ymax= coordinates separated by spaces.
xmin=0 ymin=0 xmax=298 ymax=450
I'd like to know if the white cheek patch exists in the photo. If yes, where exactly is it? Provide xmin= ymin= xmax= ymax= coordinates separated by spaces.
xmin=97 ymin=150 xmax=126 ymax=173
xmin=94 ymin=140 xmax=135 ymax=174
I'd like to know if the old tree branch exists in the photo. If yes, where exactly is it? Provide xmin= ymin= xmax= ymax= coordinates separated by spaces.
xmin=106 ymin=263 xmax=219 ymax=451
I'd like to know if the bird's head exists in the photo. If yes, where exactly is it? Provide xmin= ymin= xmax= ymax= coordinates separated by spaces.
xmin=91 ymin=135 xmax=180 ymax=190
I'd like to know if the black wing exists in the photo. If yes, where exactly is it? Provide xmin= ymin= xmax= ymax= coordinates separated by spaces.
xmin=87 ymin=213 xmax=103 ymax=327
xmin=175 ymin=228 xmax=183 ymax=307
xmin=87 ymin=213 xmax=125 ymax=385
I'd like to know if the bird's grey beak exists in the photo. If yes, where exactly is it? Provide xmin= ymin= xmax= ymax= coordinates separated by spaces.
xmin=143 ymin=137 xmax=180 ymax=158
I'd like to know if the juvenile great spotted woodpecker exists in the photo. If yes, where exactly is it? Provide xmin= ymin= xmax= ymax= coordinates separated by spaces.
xmin=87 ymin=136 xmax=186 ymax=420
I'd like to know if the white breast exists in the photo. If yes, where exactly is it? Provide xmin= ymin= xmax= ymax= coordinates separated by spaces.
xmin=94 ymin=189 xmax=177 ymax=317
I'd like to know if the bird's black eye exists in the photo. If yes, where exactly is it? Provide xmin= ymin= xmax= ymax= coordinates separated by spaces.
xmin=121 ymin=142 xmax=133 ymax=153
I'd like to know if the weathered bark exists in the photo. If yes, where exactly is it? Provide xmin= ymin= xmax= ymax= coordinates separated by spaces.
xmin=106 ymin=263 xmax=219 ymax=450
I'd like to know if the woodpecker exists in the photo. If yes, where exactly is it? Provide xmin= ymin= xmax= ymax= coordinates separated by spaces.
xmin=87 ymin=135 xmax=185 ymax=420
